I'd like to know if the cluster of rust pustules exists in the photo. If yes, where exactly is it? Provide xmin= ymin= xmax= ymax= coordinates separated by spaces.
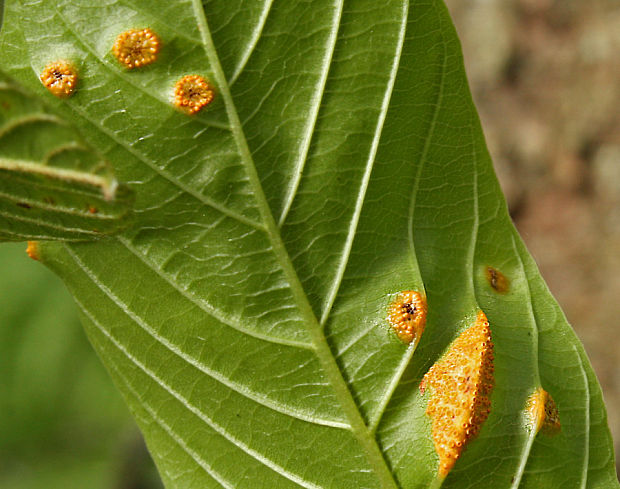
xmin=387 ymin=280 xmax=559 ymax=478
xmin=39 ymin=28 xmax=214 ymax=115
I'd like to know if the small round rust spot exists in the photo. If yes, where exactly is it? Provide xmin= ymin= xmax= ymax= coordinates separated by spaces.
xmin=26 ymin=241 xmax=40 ymax=261
xmin=387 ymin=290 xmax=427 ymax=345
xmin=88 ymin=205 xmax=98 ymax=214
xmin=113 ymin=28 xmax=161 ymax=69
xmin=39 ymin=61 xmax=78 ymax=98
xmin=173 ymin=75 xmax=215 ymax=115
xmin=485 ymin=266 xmax=509 ymax=293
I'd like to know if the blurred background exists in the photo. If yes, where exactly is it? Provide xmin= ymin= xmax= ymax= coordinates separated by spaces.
xmin=1 ymin=0 xmax=618 ymax=486
xmin=445 ymin=0 xmax=620 ymax=475
xmin=0 ymin=243 xmax=163 ymax=489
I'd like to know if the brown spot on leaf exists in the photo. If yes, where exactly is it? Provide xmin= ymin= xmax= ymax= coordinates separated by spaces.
xmin=485 ymin=266 xmax=509 ymax=293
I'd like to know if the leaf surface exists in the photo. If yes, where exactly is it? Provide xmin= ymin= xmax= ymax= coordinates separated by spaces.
xmin=0 ymin=1 xmax=617 ymax=488
xmin=0 ymin=73 xmax=133 ymax=241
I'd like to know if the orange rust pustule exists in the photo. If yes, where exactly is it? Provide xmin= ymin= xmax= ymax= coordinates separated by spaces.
xmin=485 ymin=266 xmax=509 ymax=293
xmin=173 ymin=75 xmax=214 ymax=114
xmin=387 ymin=290 xmax=427 ymax=345
xmin=26 ymin=241 xmax=40 ymax=261
xmin=526 ymin=387 xmax=561 ymax=436
xmin=39 ymin=61 xmax=78 ymax=98
xmin=420 ymin=311 xmax=494 ymax=477
xmin=112 ymin=28 xmax=161 ymax=69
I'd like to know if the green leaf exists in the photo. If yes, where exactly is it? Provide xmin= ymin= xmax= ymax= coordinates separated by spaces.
xmin=0 ymin=1 xmax=617 ymax=488
xmin=0 ymin=73 xmax=133 ymax=241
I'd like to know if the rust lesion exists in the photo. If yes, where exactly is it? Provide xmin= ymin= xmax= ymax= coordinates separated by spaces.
xmin=173 ymin=75 xmax=215 ymax=115
xmin=387 ymin=290 xmax=427 ymax=345
xmin=26 ymin=241 xmax=40 ymax=261
xmin=526 ymin=387 xmax=561 ymax=436
xmin=39 ymin=61 xmax=78 ymax=98
xmin=112 ymin=28 xmax=161 ymax=69
xmin=420 ymin=310 xmax=495 ymax=477
xmin=485 ymin=266 xmax=509 ymax=293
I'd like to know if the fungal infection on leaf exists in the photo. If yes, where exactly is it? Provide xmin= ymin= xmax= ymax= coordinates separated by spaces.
xmin=387 ymin=290 xmax=427 ymax=345
xmin=39 ymin=61 xmax=78 ymax=98
xmin=113 ymin=28 xmax=161 ymax=69
xmin=526 ymin=387 xmax=561 ymax=436
xmin=173 ymin=75 xmax=214 ymax=114
xmin=26 ymin=241 xmax=40 ymax=261
xmin=485 ymin=266 xmax=509 ymax=293
xmin=420 ymin=310 xmax=494 ymax=477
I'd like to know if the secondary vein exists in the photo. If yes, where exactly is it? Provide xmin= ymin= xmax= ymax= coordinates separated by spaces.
xmin=191 ymin=1 xmax=400 ymax=487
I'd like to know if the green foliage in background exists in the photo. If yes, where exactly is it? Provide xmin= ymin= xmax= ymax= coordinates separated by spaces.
xmin=0 ymin=243 xmax=162 ymax=489
xmin=0 ymin=1 xmax=617 ymax=488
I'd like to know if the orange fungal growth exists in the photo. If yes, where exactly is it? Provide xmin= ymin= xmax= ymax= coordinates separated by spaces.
xmin=387 ymin=290 xmax=427 ymax=345
xmin=173 ymin=75 xmax=214 ymax=114
xmin=39 ymin=61 xmax=78 ymax=98
xmin=526 ymin=387 xmax=561 ymax=436
xmin=26 ymin=241 xmax=40 ymax=261
xmin=113 ymin=28 xmax=161 ymax=68
xmin=420 ymin=310 xmax=494 ymax=477
xmin=485 ymin=266 xmax=509 ymax=293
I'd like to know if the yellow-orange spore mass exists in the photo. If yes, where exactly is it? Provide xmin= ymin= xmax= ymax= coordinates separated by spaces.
xmin=526 ymin=387 xmax=561 ymax=436
xmin=39 ymin=61 xmax=78 ymax=98
xmin=420 ymin=310 xmax=494 ymax=477
xmin=26 ymin=241 xmax=40 ymax=261
xmin=387 ymin=290 xmax=427 ymax=345
xmin=173 ymin=75 xmax=215 ymax=114
xmin=113 ymin=28 xmax=161 ymax=69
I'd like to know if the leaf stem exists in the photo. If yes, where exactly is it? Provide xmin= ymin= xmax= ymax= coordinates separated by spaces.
xmin=191 ymin=1 xmax=400 ymax=487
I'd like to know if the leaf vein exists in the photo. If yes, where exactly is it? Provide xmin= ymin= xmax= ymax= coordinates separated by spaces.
xmin=228 ymin=0 xmax=275 ymax=86
xmin=319 ymin=0 xmax=410 ymax=328
xmin=118 ymin=236 xmax=317 ymax=351
xmin=277 ymin=0 xmax=344 ymax=228
xmin=192 ymin=1 xmax=401 ymax=485
xmin=370 ymin=6 xmax=449 ymax=433
xmin=65 ymin=243 xmax=345 ymax=430
xmin=76 ymin=298 xmax=317 ymax=489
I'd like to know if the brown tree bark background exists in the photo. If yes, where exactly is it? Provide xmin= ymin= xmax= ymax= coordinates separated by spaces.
xmin=445 ymin=0 xmax=620 ymax=474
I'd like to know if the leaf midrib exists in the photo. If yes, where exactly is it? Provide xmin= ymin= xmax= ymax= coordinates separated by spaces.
xmin=49 ymin=5 xmax=263 ymax=230
xmin=191 ymin=0 xmax=400 ymax=487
